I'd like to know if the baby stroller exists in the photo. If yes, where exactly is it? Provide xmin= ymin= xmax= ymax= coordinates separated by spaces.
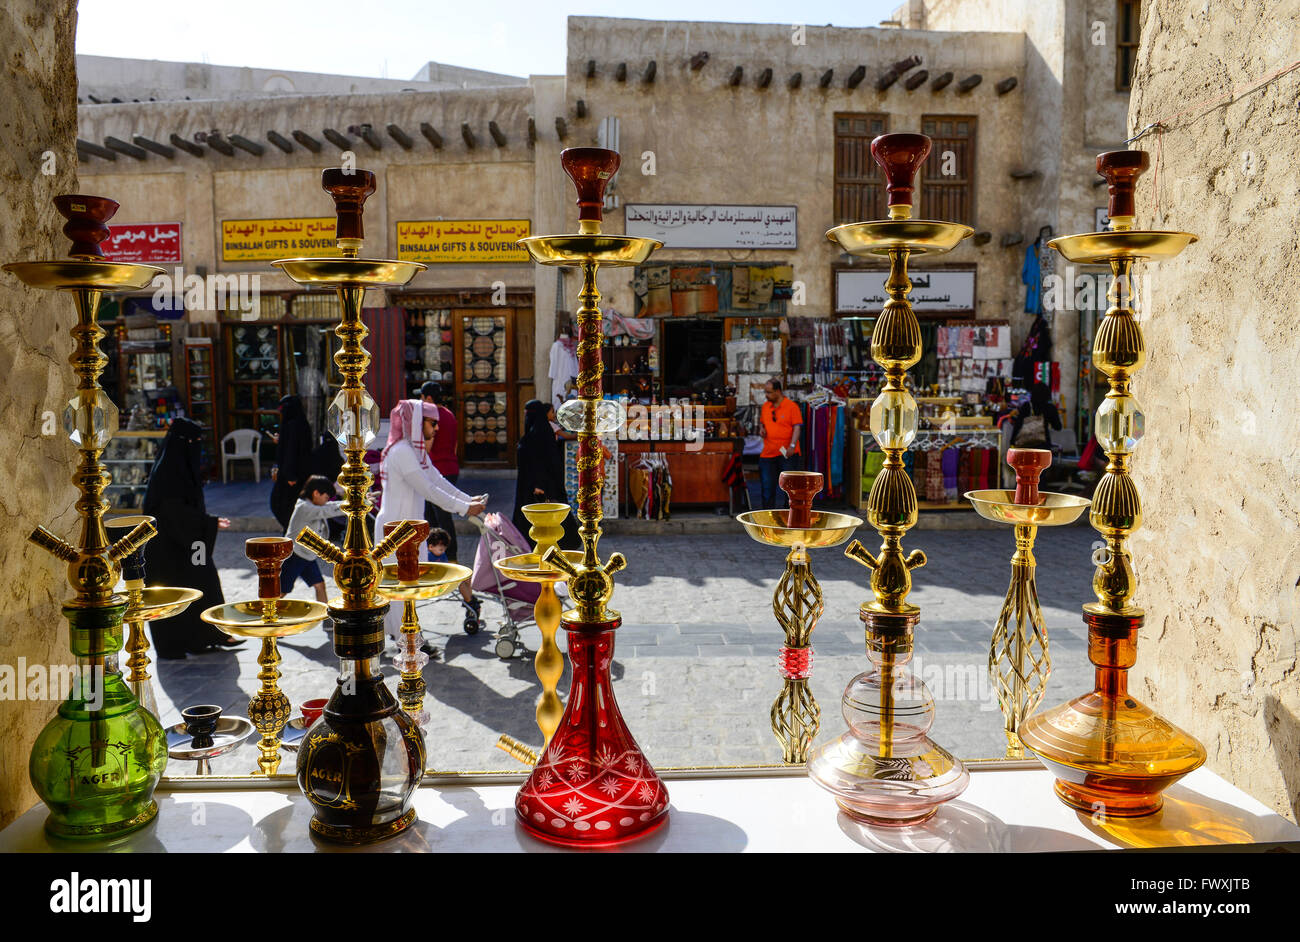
xmin=467 ymin=512 xmax=543 ymax=659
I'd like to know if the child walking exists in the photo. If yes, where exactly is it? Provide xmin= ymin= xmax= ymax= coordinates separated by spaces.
xmin=282 ymin=475 xmax=347 ymax=605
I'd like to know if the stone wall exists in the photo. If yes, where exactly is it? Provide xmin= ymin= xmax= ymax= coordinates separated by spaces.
xmin=0 ymin=0 xmax=80 ymax=828
xmin=1126 ymin=0 xmax=1300 ymax=819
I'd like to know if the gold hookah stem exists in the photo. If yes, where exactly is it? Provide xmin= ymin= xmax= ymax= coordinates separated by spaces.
xmin=573 ymin=258 xmax=604 ymax=568
xmin=122 ymin=578 xmax=153 ymax=704
xmin=770 ymin=544 xmax=822 ymax=763
xmin=333 ymin=282 xmax=380 ymax=606
xmin=879 ymin=636 xmax=896 ymax=758
xmin=250 ymin=636 xmax=288 ymax=775
xmin=1088 ymin=255 xmax=1144 ymax=618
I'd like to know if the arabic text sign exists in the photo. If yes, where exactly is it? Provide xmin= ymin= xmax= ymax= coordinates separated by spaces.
xmin=221 ymin=218 xmax=341 ymax=261
xmin=396 ymin=219 xmax=531 ymax=263
xmin=625 ymin=204 xmax=797 ymax=249
xmin=104 ymin=223 xmax=182 ymax=263
xmin=836 ymin=268 xmax=975 ymax=313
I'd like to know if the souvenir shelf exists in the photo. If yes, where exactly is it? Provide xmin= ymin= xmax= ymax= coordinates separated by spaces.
xmin=102 ymin=430 xmax=165 ymax=513
xmin=456 ymin=312 xmax=513 ymax=465
xmin=225 ymin=321 xmax=282 ymax=434
xmin=403 ymin=306 xmax=454 ymax=393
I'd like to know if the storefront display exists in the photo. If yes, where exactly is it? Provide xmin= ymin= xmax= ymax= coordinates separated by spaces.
xmin=1018 ymin=150 xmax=1206 ymax=817
xmin=182 ymin=337 xmax=217 ymax=476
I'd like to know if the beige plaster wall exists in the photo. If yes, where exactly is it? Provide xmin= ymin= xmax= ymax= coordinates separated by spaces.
xmin=1126 ymin=0 xmax=1300 ymax=819
xmin=0 ymin=0 xmax=81 ymax=829
xmin=567 ymin=17 xmax=1028 ymax=322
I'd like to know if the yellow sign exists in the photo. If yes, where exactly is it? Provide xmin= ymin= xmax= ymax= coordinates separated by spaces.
xmin=396 ymin=219 xmax=531 ymax=263
xmin=221 ymin=218 xmax=342 ymax=261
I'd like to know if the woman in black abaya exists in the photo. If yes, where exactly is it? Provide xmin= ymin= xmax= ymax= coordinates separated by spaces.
xmin=513 ymin=399 xmax=580 ymax=549
xmin=269 ymin=395 xmax=312 ymax=528
xmin=143 ymin=417 xmax=243 ymax=659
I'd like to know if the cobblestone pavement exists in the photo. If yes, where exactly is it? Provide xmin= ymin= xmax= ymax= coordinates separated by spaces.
xmin=150 ymin=522 xmax=1099 ymax=776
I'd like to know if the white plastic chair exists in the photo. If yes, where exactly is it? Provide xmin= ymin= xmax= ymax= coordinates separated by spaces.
xmin=221 ymin=428 xmax=262 ymax=483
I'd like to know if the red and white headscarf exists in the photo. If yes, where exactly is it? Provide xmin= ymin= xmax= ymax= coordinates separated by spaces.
xmin=380 ymin=398 xmax=438 ymax=480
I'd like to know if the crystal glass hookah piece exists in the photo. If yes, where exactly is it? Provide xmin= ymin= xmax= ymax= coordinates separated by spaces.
xmin=5 ymin=195 xmax=168 ymax=839
xmin=807 ymin=133 xmax=973 ymax=825
xmin=1018 ymin=150 xmax=1205 ymax=817
xmin=376 ymin=518 xmax=472 ymax=730
xmin=737 ymin=472 xmax=862 ymax=763
xmin=964 ymin=450 xmax=1091 ymax=757
xmin=513 ymin=148 xmax=669 ymax=846
xmin=200 ymin=537 xmax=327 ymax=774
xmin=270 ymin=168 xmax=430 ymax=843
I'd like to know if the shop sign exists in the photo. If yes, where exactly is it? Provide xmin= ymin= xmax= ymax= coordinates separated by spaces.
xmin=221 ymin=218 xmax=341 ymax=261
xmin=104 ymin=223 xmax=182 ymax=263
xmin=836 ymin=268 xmax=975 ymax=314
xmin=396 ymin=220 xmax=531 ymax=263
xmin=625 ymin=204 xmax=797 ymax=249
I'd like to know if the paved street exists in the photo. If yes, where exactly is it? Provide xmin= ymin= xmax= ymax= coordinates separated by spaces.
xmin=149 ymin=512 xmax=1099 ymax=776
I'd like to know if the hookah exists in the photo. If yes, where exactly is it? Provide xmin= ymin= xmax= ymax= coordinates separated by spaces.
xmin=806 ymin=133 xmax=973 ymax=825
xmin=493 ymin=502 xmax=583 ymax=764
xmin=200 ymin=536 xmax=328 ymax=774
xmin=274 ymin=167 xmax=427 ymax=843
xmin=511 ymin=147 xmax=670 ymax=846
xmin=104 ymin=514 xmax=202 ymax=718
xmin=965 ymin=449 xmax=1091 ymax=757
xmin=1018 ymin=150 xmax=1206 ymax=817
xmin=5 ymin=195 xmax=166 ymax=839
xmin=376 ymin=518 xmax=471 ymax=729
xmin=737 ymin=471 xmax=862 ymax=763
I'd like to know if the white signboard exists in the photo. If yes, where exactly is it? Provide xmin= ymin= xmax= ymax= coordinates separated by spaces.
xmin=836 ymin=268 xmax=975 ymax=313
xmin=625 ymin=204 xmax=797 ymax=249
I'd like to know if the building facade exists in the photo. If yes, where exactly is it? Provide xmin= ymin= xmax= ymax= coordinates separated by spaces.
xmin=75 ymin=3 xmax=1135 ymax=474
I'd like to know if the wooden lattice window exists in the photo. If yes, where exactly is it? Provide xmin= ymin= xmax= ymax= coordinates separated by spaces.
xmin=833 ymin=113 xmax=888 ymax=225
xmin=920 ymin=115 xmax=976 ymax=226
xmin=1116 ymin=0 xmax=1141 ymax=91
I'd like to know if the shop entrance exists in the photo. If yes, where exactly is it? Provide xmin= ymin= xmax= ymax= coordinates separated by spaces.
xmin=396 ymin=291 xmax=535 ymax=468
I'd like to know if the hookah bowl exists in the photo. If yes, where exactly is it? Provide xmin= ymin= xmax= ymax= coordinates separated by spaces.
xmin=1018 ymin=150 xmax=1205 ymax=817
xmin=275 ymin=167 xmax=427 ymax=843
xmin=737 ymin=471 xmax=862 ymax=763
xmin=494 ymin=502 xmax=584 ymax=763
xmin=166 ymin=705 xmax=254 ymax=776
xmin=104 ymin=514 xmax=202 ymax=719
xmin=200 ymin=537 xmax=327 ymax=774
xmin=376 ymin=519 xmax=472 ymax=729
xmin=513 ymin=147 xmax=669 ymax=847
xmin=6 ymin=195 xmax=168 ymax=840
xmin=965 ymin=449 xmax=1091 ymax=758
xmin=808 ymin=133 xmax=973 ymax=826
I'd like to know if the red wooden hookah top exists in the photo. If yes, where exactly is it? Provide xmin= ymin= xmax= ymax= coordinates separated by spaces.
xmin=245 ymin=536 xmax=294 ymax=599
xmin=1007 ymin=448 xmax=1052 ymax=506
xmin=321 ymin=168 xmax=377 ymax=244
xmin=1096 ymin=149 xmax=1148 ymax=222
xmin=871 ymin=133 xmax=932 ymax=212
xmin=53 ymin=195 xmax=119 ymax=260
xmin=780 ymin=471 xmax=824 ymax=528
xmin=560 ymin=147 xmax=620 ymax=225
xmin=384 ymin=519 xmax=430 ymax=582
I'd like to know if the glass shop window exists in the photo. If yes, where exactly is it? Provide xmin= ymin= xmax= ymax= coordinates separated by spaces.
xmin=833 ymin=112 xmax=888 ymax=225
xmin=920 ymin=115 xmax=976 ymax=227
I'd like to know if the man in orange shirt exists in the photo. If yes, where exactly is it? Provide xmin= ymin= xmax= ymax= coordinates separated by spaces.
xmin=759 ymin=379 xmax=803 ymax=508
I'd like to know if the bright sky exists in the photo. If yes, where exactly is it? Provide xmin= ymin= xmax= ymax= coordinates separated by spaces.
xmin=76 ymin=0 xmax=903 ymax=80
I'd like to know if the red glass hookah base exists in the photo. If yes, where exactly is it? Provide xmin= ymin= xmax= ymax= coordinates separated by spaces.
xmin=516 ymin=625 xmax=669 ymax=846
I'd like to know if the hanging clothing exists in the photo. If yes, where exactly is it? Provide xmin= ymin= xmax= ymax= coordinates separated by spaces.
xmin=270 ymin=395 xmax=312 ymax=528
xmin=1021 ymin=243 xmax=1042 ymax=314
xmin=142 ymin=417 xmax=230 ymax=657
xmin=548 ymin=338 xmax=579 ymax=409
